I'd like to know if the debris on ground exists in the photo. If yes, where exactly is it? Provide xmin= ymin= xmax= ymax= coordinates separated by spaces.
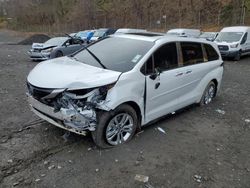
xmin=62 ymin=131 xmax=71 ymax=142
xmin=7 ymin=159 xmax=13 ymax=163
xmin=57 ymin=165 xmax=62 ymax=169
xmin=115 ymin=159 xmax=119 ymax=163
xmin=215 ymin=109 xmax=226 ymax=115
xmin=95 ymin=168 xmax=99 ymax=172
xmin=87 ymin=147 xmax=92 ymax=151
xmin=44 ymin=160 xmax=49 ymax=165
xmin=68 ymin=160 xmax=73 ymax=163
xmin=245 ymin=119 xmax=250 ymax=123
xmin=145 ymin=183 xmax=155 ymax=188
xmin=17 ymin=34 xmax=50 ymax=45
xmin=35 ymin=178 xmax=41 ymax=182
xmin=135 ymin=161 xmax=140 ymax=166
xmin=48 ymin=165 xmax=55 ymax=170
xmin=136 ymin=130 xmax=144 ymax=136
xmin=134 ymin=174 xmax=149 ymax=183
xmin=194 ymin=174 xmax=202 ymax=183
xmin=171 ymin=112 xmax=176 ymax=115
xmin=156 ymin=127 xmax=166 ymax=134
xmin=41 ymin=174 xmax=46 ymax=177
xmin=13 ymin=182 xmax=19 ymax=186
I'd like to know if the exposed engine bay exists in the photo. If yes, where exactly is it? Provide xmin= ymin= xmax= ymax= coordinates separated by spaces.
xmin=27 ymin=83 xmax=113 ymax=134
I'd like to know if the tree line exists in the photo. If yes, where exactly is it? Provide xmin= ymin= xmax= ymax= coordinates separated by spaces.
xmin=0 ymin=0 xmax=249 ymax=32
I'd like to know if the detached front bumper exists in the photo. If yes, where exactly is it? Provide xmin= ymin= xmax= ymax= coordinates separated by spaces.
xmin=27 ymin=94 xmax=96 ymax=135
xmin=28 ymin=51 xmax=50 ymax=61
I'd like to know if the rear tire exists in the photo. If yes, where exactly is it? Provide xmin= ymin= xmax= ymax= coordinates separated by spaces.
xmin=91 ymin=104 xmax=138 ymax=148
xmin=199 ymin=81 xmax=216 ymax=106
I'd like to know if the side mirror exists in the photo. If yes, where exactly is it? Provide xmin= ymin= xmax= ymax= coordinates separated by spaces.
xmin=149 ymin=68 xmax=161 ymax=80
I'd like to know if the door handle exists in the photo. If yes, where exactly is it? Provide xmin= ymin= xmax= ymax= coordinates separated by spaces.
xmin=155 ymin=82 xmax=160 ymax=89
xmin=175 ymin=72 xmax=183 ymax=77
xmin=186 ymin=70 xmax=192 ymax=74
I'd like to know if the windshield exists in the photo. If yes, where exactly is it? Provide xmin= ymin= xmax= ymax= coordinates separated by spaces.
xmin=215 ymin=32 xmax=243 ymax=42
xmin=200 ymin=33 xmax=215 ymax=38
xmin=76 ymin=31 xmax=89 ymax=38
xmin=44 ymin=37 xmax=67 ymax=46
xmin=74 ymin=37 xmax=154 ymax=72
xmin=93 ymin=30 xmax=106 ymax=37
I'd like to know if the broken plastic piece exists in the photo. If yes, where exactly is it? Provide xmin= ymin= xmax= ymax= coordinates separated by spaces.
xmin=157 ymin=127 xmax=166 ymax=134
xmin=135 ymin=174 xmax=149 ymax=183
xmin=215 ymin=109 xmax=225 ymax=115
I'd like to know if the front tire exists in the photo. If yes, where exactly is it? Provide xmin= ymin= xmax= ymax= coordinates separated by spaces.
xmin=234 ymin=51 xmax=241 ymax=61
xmin=199 ymin=81 xmax=216 ymax=106
xmin=91 ymin=104 xmax=138 ymax=148
xmin=55 ymin=51 xmax=63 ymax=58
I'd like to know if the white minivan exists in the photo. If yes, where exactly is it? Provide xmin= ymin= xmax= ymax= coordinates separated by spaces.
xmin=167 ymin=29 xmax=201 ymax=38
xmin=215 ymin=26 xmax=250 ymax=60
xmin=27 ymin=34 xmax=224 ymax=148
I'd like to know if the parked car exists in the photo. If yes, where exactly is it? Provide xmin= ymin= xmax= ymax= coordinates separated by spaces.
xmin=215 ymin=26 xmax=250 ymax=60
xmin=75 ymin=30 xmax=95 ymax=42
xmin=50 ymin=37 xmax=85 ymax=59
xmin=167 ymin=29 xmax=201 ymax=38
xmin=90 ymin=28 xmax=117 ymax=42
xmin=27 ymin=34 xmax=223 ymax=148
xmin=115 ymin=28 xmax=147 ymax=35
xmin=28 ymin=37 xmax=69 ymax=61
xmin=28 ymin=37 xmax=85 ymax=61
xmin=199 ymin=32 xmax=218 ymax=41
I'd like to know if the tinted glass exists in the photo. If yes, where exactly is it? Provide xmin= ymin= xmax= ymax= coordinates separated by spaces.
xmin=93 ymin=30 xmax=106 ymax=37
xmin=215 ymin=32 xmax=243 ymax=43
xmin=74 ymin=37 xmax=154 ymax=72
xmin=154 ymin=43 xmax=178 ymax=71
xmin=241 ymin=33 xmax=248 ymax=44
xmin=181 ymin=42 xmax=204 ymax=66
xmin=204 ymin=44 xmax=219 ymax=61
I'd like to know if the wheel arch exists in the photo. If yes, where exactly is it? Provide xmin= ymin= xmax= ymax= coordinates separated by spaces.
xmin=211 ymin=78 xmax=218 ymax=96
xmin=120 ymin=101 xmax=142 ymax=130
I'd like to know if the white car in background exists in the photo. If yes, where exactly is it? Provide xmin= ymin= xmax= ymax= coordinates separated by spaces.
xmin=215 ymin=26 xmax=250 ymax=60
xmin=27 ymin=34 xmax=224 ymax=148
xmin=115 ymin=28 xmax=147 ymax=35
xmin=167 ymin=29 xmax=201 ymax=38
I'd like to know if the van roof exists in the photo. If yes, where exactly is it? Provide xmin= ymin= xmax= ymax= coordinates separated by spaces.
xmin=221 ymin=26 xmax=250 ymax=32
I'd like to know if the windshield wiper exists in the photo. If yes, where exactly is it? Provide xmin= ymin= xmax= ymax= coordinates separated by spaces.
xmin=85 ymin=48 xmax=106 ymax=69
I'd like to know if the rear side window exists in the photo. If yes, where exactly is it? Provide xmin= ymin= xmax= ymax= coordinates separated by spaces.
xmin=154 ymin=42 xmax=178 ymax=72
xmin=204 ymin=44 xmax=219 ymax=61
xmin=181 ymin=42 xmax=204 ymax=66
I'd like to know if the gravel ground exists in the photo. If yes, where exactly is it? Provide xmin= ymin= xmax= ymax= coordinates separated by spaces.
xmin=0 ymin=30 xmax=250 ymax=188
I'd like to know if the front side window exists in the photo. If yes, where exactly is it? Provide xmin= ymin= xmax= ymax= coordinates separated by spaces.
xmin=204 ymin=44 xmax=219 ymax=61
xmin=181 ymin=42 xmax=204 ymax=66
xmin=74 ymin=37 xmax=154 ymax=72
xmin=154 ymin=43 xmax=178 ymax=72
xmin=241 ymin=33 xmax=248 ymax=44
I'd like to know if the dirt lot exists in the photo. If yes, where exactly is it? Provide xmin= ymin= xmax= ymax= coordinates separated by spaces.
xmin=0 ymin=30 xmax=250 ymax=188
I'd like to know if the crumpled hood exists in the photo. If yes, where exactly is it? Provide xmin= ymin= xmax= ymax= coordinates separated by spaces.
xmin=27 ymin=56 xmax=121 ymax=89
xmin=32 ymin=43 xmax=56 ymax=50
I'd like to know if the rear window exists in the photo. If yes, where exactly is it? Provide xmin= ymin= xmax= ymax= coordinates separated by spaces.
xmin=181 ymin=42 xmax=204 ymax=66
xmin=204 ymin=44 xmax=219 ymax=61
